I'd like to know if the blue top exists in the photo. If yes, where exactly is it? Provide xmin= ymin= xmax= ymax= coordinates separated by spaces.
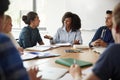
xmin=92 ymin=44 xmax=120 ymax=80
xmin=19 ymin=26 xmax=43 ymax=48
xmin=0 ymin=33 xmax=29 ymax=80
xmin=50 ymin=27 xmax=83 ymax=44
xmin=89 ymin=26 xmax=114 ymax=47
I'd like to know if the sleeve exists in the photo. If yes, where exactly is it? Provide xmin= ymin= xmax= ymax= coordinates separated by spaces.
xmin=89 ymin=27 xmax=103 ymax=47
xmin=75 ymin=30 xmax=83 ymax=44
xmin=50 ymin=28 xmax=61 ymax=44
xmin=19 ymin=27 xmax=32 ymax=48
xmin=0 ymin=34 xmax=29 ymax=80
xmin=36 ymin=29 xmax=43 ymax=43
xmin=92 ymin=46 xmax=113 ymax=80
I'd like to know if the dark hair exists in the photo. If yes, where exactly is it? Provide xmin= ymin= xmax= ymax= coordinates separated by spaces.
xmin=22 ymin=11 xmax=37 ymax=25
xmin=106 ymin=10 xmax=112 ymax=14
xmin=0 ymin=0 xmax=10 ymax=16
xmin=62 ymin=12 xmax=81 ymax=31
xmin=72 ymin=13 xmax=81 ymax=31
xmin=62 ymin=12 xmax=73 ymax=24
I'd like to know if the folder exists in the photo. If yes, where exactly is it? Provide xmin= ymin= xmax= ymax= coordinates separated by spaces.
xmin=55 ymin=58 xmax=93 ymax=67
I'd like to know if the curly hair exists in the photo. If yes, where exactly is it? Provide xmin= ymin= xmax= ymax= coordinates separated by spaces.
xmin=62 ymin=12 xmax=81 ymax=31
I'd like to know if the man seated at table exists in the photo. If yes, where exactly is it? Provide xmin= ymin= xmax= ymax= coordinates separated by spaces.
xmin=69 ymin=2 xmax=120 ymax=80
xmin=89 ymin=10 xmax=114 ymax=47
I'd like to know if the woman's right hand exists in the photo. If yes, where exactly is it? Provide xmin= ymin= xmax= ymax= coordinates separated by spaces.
xmin=44 ymin=35 xmax=53 ymax=40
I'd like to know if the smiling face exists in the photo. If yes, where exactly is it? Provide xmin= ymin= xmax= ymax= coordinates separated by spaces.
xmin=64 ymin=17 xmax=72 ymax=28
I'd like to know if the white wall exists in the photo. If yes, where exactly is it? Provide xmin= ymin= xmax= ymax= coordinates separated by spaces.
xmin=36 ymin=0 xmax=119 ymax=36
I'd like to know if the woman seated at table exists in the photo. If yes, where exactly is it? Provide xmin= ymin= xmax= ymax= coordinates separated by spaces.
xmin=19 ymin=11 xmax=44 ymax=48
xmin=44 ymin=12 xmax=82 ymax=45
xmin=2 ymin=15 xmax=23 ymax=54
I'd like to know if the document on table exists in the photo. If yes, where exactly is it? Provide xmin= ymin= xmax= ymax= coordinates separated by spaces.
xmin=92 ymin=47 xmax=106 ymax=54
xmin=37 ymin=67 xmax=68 ymax=80
xmin=21 ymin=51 xmax=60 ymax=60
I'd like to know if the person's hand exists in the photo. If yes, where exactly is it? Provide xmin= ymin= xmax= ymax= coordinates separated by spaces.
xmin=91 ymin=39 xmax=102 ymax=47
xmin=73 ymin=40 xmax=80 ymax=44
xmin=28 ymin=67 xmax=42 ymax=80
xmin=69 ymin=64 xmax=82 ymax=79
xmin=44 ymin=35 xmax=53 ymax=40
xmin=17 ymin=47 xmax=24 ymax=55
xmin=98 ymin=39 xmax=107 ymax=47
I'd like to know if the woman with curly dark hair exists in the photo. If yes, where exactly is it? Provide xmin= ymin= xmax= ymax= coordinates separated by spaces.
xmin=44 ymin=12 xmax=82 ymax=45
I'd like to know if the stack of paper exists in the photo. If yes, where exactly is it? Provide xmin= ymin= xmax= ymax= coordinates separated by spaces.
xmin=25 ymin=45 xmax=52 ymax=51
xmin=73 ymin=44 xmax=89 ymax=49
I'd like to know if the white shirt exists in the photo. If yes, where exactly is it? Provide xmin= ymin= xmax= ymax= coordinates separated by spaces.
xmin=50 ymin=27 xmax=83 ymax=44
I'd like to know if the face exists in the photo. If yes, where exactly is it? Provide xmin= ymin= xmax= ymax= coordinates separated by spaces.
xmin=64 ymin=18 xmax=72 ymax=28
xmin=3 ymin=18 xmax=12 ymax=33
xmin=105 ymin=14 xmax=113 ymax=28
xmin=33 ymin=16 xmax=40 ymax=28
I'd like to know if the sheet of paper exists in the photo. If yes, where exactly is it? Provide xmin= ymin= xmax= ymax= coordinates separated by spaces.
xmin=37 ymin=67 xmax=68 ymax=80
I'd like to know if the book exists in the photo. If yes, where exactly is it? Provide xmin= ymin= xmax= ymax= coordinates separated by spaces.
xmin=37 ymin=67 xmax=68 ymax=80
xmin=21 ymin=51 xmax=60 ymax=60
xmin=55 ymin=58 xmax=93 ymax=67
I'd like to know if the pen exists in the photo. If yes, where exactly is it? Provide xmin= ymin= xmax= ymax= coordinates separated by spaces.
xmin=74 ymin=59 xmax=77 ymax=64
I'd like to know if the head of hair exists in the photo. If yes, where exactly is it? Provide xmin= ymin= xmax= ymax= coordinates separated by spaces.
xmin=71 ymin=13 xmax=81 ymax=31
xmin=2 ymin=15 xmax=11 ymax=32
xmin=106 ymin=10 xmax=112 ymax=14
xmin=22 ymin=11 xmax=38 ymax=25
xmin=62 ymin=12 xmax=81 ymax=31
xmin=0 ymin=0 xmax=10 ymax=16
xmin=113 ymin=2 xmax=120 ymax=32
xmin=62 ymin=12 xmax=73 ymax=25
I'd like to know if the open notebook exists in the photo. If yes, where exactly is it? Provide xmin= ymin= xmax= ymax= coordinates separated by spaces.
xmin=55 ymin=58 xmax=93 ymax=67
xmin=37 ymin=67 xmax=68 ymax=80
xmin=21 ymin=52 xmax=60 ymax=60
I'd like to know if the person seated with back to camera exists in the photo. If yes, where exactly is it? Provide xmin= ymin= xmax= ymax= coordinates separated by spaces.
xmin=89 ymin=10 xmax=114 ymax=47
xmin=19 ymin=11 xmax=44 ymax=48
xmin=44 ymin=12 xmax=83 ymax=45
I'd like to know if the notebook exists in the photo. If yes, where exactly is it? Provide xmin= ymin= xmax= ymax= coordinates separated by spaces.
xmin=55 ymin=58 xmax=93 ymax=67
xmin=37 ymin=67 xmax=68 ymax=80
xmin=21 ymin=52 xmax=60 ymax=60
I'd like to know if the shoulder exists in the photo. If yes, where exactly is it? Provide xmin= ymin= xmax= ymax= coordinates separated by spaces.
xmin=22 ymin=26 xmax=31 ymax=32
xmin=102 ymin=44 xmax=120 ymax=57
xmin=98 ymin=26 xmax=106 ymax=30
xmin=0 ymin=33 xmax=10 ymax=42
